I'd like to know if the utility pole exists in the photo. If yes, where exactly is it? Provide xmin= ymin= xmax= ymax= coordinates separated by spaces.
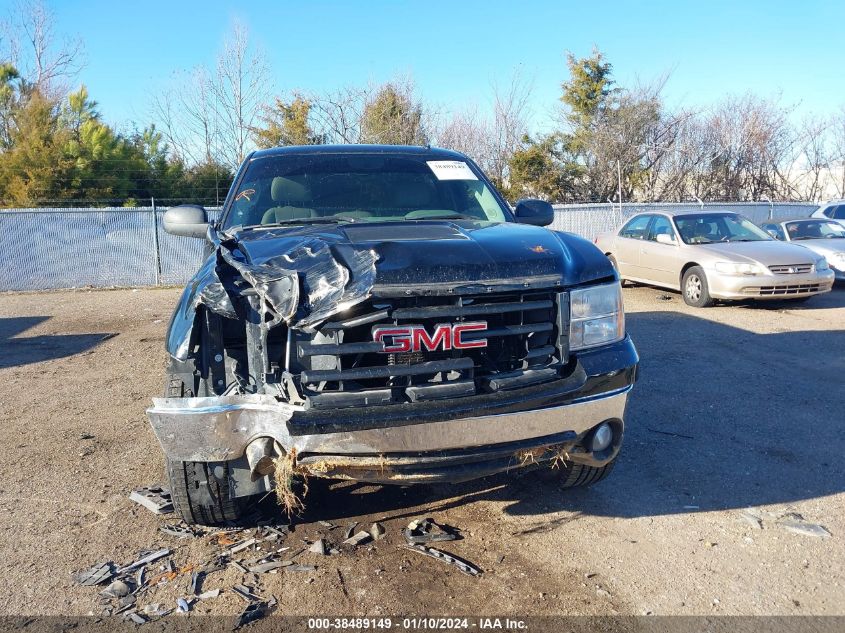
xmin=761 ymin=195 xmax=774 ymax=220
xmin=151 ymin=197 xmax=162 ymax=286
xmin=617 ymin=160 xmax=623 ymax=214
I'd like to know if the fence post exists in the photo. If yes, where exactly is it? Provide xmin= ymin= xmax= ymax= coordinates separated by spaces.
xmin=151 ymin=197 xmax=162 ymax=286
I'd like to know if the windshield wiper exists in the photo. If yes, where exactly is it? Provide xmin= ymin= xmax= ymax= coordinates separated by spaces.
xmin=406 ymin=212 xmax=478 ymax=221
xmin=228 ymin=216 xmax=359 ymax=234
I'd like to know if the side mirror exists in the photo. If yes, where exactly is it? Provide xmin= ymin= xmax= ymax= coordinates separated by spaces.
xmin=514 ymin=199 xmax=554 ymax=227
xmin=655 ymin=233 xmax=676 ymax=245
xmin=162 ymin=205 xmax=209 ymax=239
xmin=766 ymin=229 xmax=780 ymax=239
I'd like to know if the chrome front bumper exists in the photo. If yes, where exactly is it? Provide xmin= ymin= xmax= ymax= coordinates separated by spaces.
xmin=147 ymin=388 xmax=630 ymax=465
xmin=707 ymin=269 xmax=835 ymax=299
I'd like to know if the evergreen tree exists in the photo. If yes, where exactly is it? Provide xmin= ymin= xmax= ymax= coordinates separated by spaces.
xmin=360 ymin=83 xmax=426 ymax=145
xmin=254 ymin=95 xmax=323 ymax=148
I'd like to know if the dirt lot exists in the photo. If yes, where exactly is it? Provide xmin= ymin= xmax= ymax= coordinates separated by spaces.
xmin=0 ymin=283 xmax=843 ymax=619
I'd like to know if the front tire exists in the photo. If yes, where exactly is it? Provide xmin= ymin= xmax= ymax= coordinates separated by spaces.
xmin=167 ymin=458 xmax=254 ymax=526
xmin=682 ymin=266 xmax=714 ymax=307
xmin=163 ymin=364 xmax=259 ymax=526
xmin=526 ymin=458 xmax=616 ymax=489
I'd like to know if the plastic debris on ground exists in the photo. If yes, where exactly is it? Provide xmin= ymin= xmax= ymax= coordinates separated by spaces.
xmin=403 ymin=544 xmax=481 ymax=577
xmin=198 ymin=589 xmax=221 ymax=600
xmin=403 ymin=518 xmax=458 ymax=544
xmin=129 ymin=486 xmax=174 ymax=515
xmin=342 ymin=531 xmax=371 ymax=547
xmin=159 ymin=523 xmax=195 ymax=539
xmin=72 ymin=562 xmax=116 ymax=586
xmin=370 ymin=522 xmax=386 ymax=540
xmin=118 ymin=548 xmax=171 ymax=573
xmin=234 ymin=601 xmax=268 ymax=630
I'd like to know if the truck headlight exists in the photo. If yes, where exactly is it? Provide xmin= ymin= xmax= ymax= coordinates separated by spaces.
xmin=568 ymin=282 xmax=625 ymax=351
xmin=714 ymin=261 xmax=765 ymax=275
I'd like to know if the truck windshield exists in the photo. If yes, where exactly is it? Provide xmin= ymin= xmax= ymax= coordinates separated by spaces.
xmin=674 ymin=213 xmax=772 ymax=244
xmin=223 ymin=153 xmax=509 ymax=229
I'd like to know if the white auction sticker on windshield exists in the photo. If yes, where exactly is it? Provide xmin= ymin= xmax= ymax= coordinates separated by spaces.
xmin=426 ymin=160 xmax=478 ymax=180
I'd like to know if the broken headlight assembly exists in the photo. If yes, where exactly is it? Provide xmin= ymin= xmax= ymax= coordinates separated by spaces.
xmin=568 ymin=282 xmax=625 ymax=351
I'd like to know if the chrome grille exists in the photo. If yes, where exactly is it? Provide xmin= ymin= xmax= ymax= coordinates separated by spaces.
xmin=294 ymin=290 xmax=563 ymax=408
xmin=743 ymin=284 xmax=822 ymax=296
xmin=768 ymin=264 xmax=813 ymax=274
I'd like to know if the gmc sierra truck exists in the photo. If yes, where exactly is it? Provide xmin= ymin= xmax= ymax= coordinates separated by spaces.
xmin=147 ymin=145 xmax=638 ymax=525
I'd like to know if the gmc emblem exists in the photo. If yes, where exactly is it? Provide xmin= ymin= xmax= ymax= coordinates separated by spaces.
xmin=373 ymin=322 xmax=488 ymax=353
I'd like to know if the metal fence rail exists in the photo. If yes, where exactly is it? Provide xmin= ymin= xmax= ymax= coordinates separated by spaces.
xmin=0 ymin=202 xmax=819 ymax=292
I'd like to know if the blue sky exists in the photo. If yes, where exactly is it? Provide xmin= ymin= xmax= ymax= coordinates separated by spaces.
xmin=23 ymin=0 xmax=845 ymax=131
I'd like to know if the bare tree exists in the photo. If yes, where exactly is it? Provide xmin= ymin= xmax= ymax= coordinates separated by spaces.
xmin=307 ymin=84 xmax=370 ymax=144
xmin=209 ymin=21 xmax=270 ymax=168
xmin=488 ymin=71 xmax=533 ymax=187
xmin=434 ymin=106 xmax=492 ymax=168
xmin=150 ymin=67 xmax=219 ymax=166
xmin=830 ymin=107 xmax=845 ymax=198
xmin=789 ymin=116 xmax=833 ymax=201
xmin=1 ymin=0 xmax=83 ymax=97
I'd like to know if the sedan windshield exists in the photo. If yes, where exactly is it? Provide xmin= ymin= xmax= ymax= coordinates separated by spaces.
xmin=674 ymin=213 xmax=772 ymax=244
xmin=785 ymin=220 xmax=845 ymax=240
xmin=223 ymin=153 xmax=509 ymax=229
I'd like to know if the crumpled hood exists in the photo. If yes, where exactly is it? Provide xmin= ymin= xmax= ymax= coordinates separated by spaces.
xmin=697 ymin=240 xmax=820 ymax=266
xmin=231 ymin=220 xmax=613 ymax=290
xmin=167 ymin=220 xmax=614 ymax=359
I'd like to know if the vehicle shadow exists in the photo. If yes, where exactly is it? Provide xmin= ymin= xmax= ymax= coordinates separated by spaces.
xmin=277 ymin=307 xmax=845 ymax=524
xmin=0 ymin=316 xmax=116 ymax=369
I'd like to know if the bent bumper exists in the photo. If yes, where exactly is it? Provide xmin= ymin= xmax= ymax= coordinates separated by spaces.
xmin=707 ymin=269 xmax=835 ymax=299
xmin=148 ymin=337 xmax=637 ymax=483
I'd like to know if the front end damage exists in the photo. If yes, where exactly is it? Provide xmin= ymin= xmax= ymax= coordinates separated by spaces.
xmin=148 ymin=226 xmax=638 ymax=502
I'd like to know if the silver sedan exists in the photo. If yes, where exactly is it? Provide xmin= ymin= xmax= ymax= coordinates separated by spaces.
xmin=595 ymin=211 xmax=835 ymax=307
xmin=760 ymin=218 xmax=845 ymax=281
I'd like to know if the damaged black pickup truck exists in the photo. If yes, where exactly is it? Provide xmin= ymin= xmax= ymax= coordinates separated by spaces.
xmin=148 ymin=145 xmax=638 ymax=525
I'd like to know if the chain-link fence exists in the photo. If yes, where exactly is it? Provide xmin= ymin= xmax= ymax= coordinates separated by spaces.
xmin=0 ymin=202 xmax=819 ymax=292
xmin=0 ymin=207 xmax=221 ymax=291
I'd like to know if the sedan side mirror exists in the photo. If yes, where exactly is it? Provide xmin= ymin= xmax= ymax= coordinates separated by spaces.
xmin=162 ymin=205 xmax=209 ymax=239
xmin=655 ymin=233 xmax=676 ymax=245
xmin=514 ymin=199 xmax=554 ymax=227
xmin=766 ymin=229 xmax=780 ymax=240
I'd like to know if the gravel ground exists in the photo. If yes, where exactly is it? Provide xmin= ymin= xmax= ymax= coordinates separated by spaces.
xmin=0 ymin=283 xmax=843 ymax=618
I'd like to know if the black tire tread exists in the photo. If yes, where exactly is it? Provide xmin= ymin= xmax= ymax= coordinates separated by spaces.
xmin=167 ymin=458 xmax=248 ymax=526
xmin=558 ymin=460 xmax=616 ymax=488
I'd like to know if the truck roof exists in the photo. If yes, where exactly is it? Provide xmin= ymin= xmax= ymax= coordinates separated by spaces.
xmin=249 ymin=144 xmax=467 ymax=161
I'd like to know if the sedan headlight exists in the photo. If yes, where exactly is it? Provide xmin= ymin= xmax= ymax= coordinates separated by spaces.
xmin=815 ymin=257 xmax=830 ymax=272
xmin=714 ymin=261 xmax=765 ymax=275
xmin=829 ymin=252 xmax=845 ymax=269
xmin=568 ymin=282 xmax=625 ymax=351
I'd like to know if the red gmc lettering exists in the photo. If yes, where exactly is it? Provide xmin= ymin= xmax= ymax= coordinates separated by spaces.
xmin=453 ymin=322 xmax=488 ymax=349
xmin=373 ymin=322 xmax=487 ymax=353
xmin=372 ymin=327 xmax=412 ymax=353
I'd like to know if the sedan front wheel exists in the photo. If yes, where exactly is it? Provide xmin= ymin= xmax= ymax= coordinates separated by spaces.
xmin=682 ymin=266 xmax=714 ymax=307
